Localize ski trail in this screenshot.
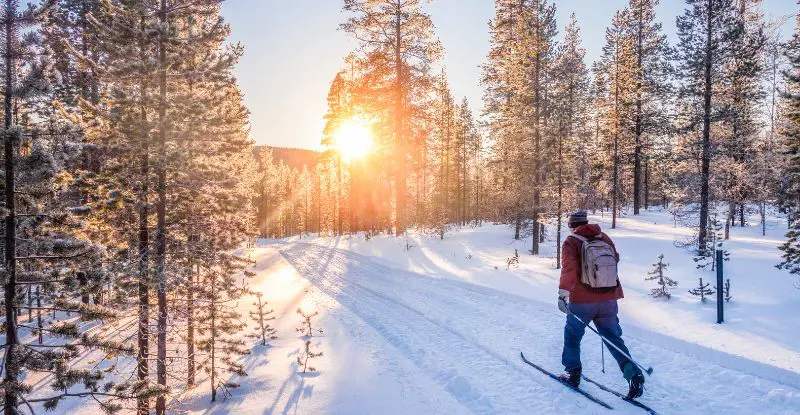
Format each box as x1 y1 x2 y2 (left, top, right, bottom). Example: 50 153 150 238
280 244 613 414
279 242 800 415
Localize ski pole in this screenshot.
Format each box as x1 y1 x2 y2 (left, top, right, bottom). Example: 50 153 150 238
566 305 654 376
600 340 605 373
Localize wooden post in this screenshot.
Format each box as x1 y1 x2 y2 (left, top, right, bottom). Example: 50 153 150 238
716 249 724 324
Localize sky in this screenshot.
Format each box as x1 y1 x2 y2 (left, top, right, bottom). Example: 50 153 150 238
220 0 797 150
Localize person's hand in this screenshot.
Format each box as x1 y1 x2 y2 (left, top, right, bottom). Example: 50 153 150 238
558 289 570 314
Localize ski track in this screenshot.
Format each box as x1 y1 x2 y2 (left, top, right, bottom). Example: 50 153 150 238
281 244 611 414
279 242 800 415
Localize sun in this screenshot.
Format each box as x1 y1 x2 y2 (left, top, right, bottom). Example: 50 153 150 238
334 117 373 160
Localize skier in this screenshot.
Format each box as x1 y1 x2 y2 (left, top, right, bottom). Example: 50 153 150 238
557 210 645 399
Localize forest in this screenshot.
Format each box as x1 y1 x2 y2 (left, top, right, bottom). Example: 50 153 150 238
258 0 799 272
0 0 799 414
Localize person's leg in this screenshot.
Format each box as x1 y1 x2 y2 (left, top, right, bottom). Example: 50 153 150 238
592 300 642 381
562 303 591 372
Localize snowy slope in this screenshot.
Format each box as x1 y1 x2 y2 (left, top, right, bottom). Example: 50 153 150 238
173 248 472 415
271 241 798 414
297 208 800 380
51 208 800 414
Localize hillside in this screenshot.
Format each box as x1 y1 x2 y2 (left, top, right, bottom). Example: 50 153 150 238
254 145 321 171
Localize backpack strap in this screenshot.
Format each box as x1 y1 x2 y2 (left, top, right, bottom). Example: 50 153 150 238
569 234 589 243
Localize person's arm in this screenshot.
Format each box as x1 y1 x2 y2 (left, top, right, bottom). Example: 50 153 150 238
559 237 578 291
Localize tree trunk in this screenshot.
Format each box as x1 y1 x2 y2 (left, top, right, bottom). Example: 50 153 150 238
393 5 406 236
644 156 650 210
136 70 151 415
36 285 42 345
187 266 196 386
633 4 644 215
725 203 734 240
443 99 451 240
155 1 169 412
739 203 745 227
210 274 217 402
698 0 714 254
337 152 342 236
3 0 19 415
3 2 19 411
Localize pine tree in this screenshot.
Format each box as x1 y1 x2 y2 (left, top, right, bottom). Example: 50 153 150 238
595 10 636 229
624 0 672 214
777 10 800 275
249 292 277 346
297 340 323 374
688 277 715 302
721 0 766 237
296 308 324 338
675 0 745 254
646 254 678 299
341 0 442 236
432 71 455 239
482 0 558 248
551 14 589 267
0 1 156 413
195 248 252 402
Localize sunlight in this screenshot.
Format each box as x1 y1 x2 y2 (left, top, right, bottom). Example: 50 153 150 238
334 117 373 160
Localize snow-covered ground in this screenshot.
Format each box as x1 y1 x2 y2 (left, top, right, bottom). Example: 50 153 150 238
55 208 800 414
295 208 800 381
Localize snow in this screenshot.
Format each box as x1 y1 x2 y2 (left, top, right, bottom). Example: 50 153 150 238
51 207 800 414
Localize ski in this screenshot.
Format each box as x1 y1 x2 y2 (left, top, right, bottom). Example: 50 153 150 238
581 375 658 415
519 352 613 410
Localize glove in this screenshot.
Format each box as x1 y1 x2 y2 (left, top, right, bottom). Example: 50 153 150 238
558 289 570 314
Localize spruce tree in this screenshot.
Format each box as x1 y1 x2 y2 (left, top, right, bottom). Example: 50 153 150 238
646 254 678 299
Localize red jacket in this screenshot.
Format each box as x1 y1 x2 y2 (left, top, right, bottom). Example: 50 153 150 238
559 224 624 303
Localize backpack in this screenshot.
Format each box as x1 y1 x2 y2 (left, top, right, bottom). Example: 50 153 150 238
570 234 618 289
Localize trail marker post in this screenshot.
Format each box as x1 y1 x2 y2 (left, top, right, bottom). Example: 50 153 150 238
716 249 724 324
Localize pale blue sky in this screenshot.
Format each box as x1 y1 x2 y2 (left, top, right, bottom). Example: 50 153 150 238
221 0 797 150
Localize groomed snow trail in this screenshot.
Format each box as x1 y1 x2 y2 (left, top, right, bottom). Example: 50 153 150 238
279 242 800 415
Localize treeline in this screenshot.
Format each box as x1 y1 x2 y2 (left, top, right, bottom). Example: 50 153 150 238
260 0 800 269
0 1 255 414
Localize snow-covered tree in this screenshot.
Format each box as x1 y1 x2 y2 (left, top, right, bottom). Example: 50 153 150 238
296 340 323 374
195 247 252 402
688 277 715 302
296 308 324 338
249 292 277 346
645 254 678 299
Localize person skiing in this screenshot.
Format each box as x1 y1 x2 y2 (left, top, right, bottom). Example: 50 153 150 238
557 210 645 399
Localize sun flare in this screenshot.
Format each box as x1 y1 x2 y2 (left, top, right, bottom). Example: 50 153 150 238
334 118 373 160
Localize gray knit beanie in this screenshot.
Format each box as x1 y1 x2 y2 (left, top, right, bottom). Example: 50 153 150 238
568 210 588 228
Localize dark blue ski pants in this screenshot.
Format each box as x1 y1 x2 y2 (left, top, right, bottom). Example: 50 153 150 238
562 300 641 380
